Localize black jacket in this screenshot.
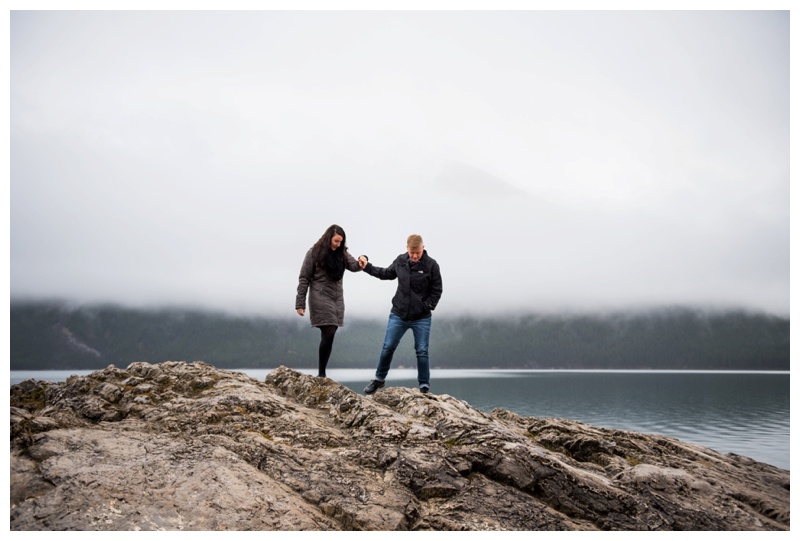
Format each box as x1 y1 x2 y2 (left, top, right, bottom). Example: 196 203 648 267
364 250 443 321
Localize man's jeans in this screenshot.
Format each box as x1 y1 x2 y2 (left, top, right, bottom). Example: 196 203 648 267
375 312 431 386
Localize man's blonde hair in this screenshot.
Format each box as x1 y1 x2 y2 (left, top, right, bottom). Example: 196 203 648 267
407 234 424 249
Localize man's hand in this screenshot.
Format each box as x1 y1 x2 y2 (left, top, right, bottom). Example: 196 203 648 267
297 309 305 316
358 256 368 269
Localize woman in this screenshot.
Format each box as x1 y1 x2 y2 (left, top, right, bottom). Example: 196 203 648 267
296 224 361 378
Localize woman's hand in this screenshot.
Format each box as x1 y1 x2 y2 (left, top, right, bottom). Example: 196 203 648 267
297 309 305 316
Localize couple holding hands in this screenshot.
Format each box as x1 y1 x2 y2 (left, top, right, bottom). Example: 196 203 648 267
295 224 443 395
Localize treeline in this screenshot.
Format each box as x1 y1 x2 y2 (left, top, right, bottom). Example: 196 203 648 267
9 301 790 371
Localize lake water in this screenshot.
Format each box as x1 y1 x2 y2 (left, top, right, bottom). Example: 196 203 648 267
9 369 790 471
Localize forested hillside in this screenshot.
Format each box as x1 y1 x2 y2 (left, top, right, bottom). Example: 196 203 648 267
9 301 789 371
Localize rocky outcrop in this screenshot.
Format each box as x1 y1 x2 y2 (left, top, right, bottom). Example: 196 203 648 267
10 361 789 531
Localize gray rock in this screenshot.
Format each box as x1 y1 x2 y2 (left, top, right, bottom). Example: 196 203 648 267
9 361 789 531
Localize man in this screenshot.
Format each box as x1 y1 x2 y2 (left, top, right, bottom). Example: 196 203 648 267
358 234 443 394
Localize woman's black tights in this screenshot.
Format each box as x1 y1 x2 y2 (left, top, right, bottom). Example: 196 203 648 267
318 325 338 377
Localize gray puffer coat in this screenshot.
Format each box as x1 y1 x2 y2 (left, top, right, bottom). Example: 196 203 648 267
295 248 361 327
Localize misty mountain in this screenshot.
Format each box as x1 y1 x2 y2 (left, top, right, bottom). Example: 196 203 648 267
9 301 789 371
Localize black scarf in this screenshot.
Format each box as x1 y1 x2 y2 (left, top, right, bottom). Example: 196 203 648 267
324 249 345 281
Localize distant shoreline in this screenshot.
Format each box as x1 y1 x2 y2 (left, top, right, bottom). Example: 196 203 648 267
9 367 790 387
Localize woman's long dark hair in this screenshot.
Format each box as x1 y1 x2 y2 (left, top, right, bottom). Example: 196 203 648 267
311 224 348 280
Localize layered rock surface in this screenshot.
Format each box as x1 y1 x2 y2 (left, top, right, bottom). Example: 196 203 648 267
10 361 790 531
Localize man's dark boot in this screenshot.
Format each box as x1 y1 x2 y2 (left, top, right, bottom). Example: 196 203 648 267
364 379 385 395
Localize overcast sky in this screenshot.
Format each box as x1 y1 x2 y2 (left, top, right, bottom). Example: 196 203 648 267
8 6 791 318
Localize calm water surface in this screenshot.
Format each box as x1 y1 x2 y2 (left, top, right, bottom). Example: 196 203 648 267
10 369 790 470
